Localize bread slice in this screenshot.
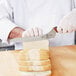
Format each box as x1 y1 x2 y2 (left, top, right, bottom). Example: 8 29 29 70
18 59 51 66
19 49 49 61
19 64 51 72
20 71 51 76
23 40 49 51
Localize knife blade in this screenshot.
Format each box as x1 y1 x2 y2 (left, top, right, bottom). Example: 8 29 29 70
10 28 56 43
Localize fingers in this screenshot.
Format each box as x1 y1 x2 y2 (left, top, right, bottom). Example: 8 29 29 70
32 27 39 36
57 13 75 33
33 27 43 36
57 26 63 33
22 31 30 37
57 25 74 33
22 27 43 37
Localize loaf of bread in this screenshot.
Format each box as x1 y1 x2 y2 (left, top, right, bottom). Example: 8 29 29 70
13 40 51 76
17 48 51 76
19 49 49 61
10 40 52 76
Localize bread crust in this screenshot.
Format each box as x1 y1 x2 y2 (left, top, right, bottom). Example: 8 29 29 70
20 71 51 76
19 64 51 72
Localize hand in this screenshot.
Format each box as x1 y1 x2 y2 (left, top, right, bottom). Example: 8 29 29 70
8 27 25 39
57 9 76 33
22 27 43 37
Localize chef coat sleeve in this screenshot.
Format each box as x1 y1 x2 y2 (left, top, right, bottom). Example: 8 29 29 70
0 0 17 43
74 0 76 8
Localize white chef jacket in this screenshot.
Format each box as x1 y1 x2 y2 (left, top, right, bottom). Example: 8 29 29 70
0 0 76 47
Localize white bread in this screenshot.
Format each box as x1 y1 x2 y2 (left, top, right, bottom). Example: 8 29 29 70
18 59 51 66
19 64 51 72
19 49 49 61
23 40 49 51
20 71 51 76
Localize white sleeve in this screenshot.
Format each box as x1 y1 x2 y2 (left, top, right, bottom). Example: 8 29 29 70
74 0 76 8
0 0 17 43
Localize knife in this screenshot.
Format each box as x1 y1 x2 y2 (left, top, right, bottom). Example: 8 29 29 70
10 27 57 43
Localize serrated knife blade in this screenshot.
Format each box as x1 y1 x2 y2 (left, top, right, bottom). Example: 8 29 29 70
10 28 56 43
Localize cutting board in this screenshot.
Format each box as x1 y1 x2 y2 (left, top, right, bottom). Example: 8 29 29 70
50 45 76 76
0 51 21 76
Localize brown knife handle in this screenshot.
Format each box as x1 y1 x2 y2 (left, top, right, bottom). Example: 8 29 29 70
54 27 58 32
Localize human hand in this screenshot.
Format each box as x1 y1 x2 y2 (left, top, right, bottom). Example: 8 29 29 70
8 27 25 39
22 27 43 37
57 10 76 33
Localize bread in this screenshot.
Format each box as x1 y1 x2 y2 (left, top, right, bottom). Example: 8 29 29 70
23 40 49 51
12 40 51 75
19 49 49 61
20 71 51 76
19 64 51 72
18 59 51 66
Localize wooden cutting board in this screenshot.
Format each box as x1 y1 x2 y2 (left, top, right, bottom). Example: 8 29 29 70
0 51 21 76
50 45 76 76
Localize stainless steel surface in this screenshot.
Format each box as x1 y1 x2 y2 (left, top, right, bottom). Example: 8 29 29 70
0 45 15 51
0 43 15 51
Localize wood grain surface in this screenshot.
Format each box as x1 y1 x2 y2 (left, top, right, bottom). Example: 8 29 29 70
50 45 76 76
0 51 21 76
